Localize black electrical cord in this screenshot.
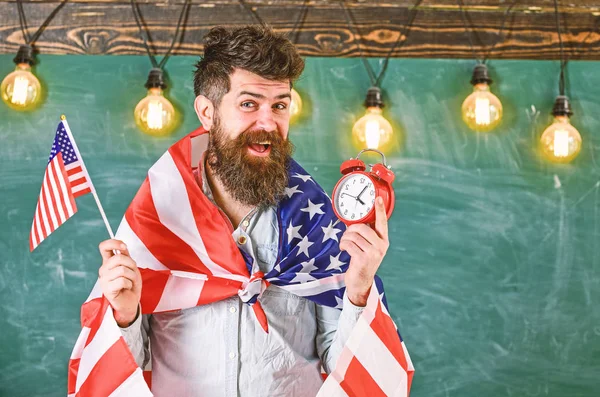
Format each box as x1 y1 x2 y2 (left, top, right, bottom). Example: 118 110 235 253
552 0 567 96
131 0 191 70
16 0 68 46
577 17 600 55
239 0 264 25
340 0 423 88
457 0 519 64
289 0 309 44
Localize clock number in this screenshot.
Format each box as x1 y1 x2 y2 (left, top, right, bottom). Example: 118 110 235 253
344 209 348 215
340 202 344 207
351 213 355 219
360 178 365 183
370 190 374 196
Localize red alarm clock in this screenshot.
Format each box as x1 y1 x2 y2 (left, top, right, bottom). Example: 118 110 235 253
332 149 395 226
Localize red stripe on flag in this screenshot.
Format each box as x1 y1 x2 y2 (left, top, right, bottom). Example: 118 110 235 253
339 357 387 397
39 176 53 238
168 134 248 275
125 179 215 276
370 301 410 373
138 268 170 314
29 226 34 252
69 176 88 187
66 164 83 175
49 159 69 222
75 338 139 397
143 370 152 389
56 155 79 213
68 358 80 395
197 276 242 305
44 162 61 229
81 297 109 346
73 187 92 198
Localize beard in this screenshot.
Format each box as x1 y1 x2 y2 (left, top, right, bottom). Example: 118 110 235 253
206 115 294 208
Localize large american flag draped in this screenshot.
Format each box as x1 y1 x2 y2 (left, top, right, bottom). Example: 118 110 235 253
30 120 92 251
67 128 413 396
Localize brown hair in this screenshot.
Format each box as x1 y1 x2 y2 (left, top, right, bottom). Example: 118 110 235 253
193 25 305 105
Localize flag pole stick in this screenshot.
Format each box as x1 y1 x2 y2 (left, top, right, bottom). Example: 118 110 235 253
60 115 115 239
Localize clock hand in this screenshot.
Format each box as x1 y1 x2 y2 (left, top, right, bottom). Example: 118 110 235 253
341 192 357 199
356 186 368 204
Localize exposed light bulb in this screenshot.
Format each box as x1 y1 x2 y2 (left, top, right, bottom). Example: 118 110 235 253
540 96 581 163
352 87 394 150
134 69 176 136
461 64 503 132
1 45 42 111
290 88 302 121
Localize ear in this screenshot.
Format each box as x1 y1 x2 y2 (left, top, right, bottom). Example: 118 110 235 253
194 95 215 130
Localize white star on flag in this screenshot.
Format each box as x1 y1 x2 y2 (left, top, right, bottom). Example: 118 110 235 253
334 295 344 309
296 236 313 258
321 220 343 243
290 258 319 283
290 272 317 283
326 252 346 272
300 199 325 220
292 173 313 183
284 185 303 198
286 221 303 243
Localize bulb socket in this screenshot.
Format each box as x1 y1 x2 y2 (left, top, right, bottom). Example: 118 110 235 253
364 87 384 108
470 63 493 86
13 44 35 66
552 95 573 117
145 68 167 89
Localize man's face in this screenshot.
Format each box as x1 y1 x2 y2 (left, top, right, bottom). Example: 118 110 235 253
206 69 295 208
214 68 292 145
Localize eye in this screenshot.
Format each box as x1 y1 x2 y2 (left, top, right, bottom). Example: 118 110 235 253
241 101 256 109
274 103 288 111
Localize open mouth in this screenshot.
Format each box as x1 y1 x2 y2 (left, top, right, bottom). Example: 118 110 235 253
247 141 272 157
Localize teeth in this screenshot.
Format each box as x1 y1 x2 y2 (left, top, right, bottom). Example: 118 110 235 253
256 141 271 145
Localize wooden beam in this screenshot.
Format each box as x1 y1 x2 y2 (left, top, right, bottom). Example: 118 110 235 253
1 0 599 60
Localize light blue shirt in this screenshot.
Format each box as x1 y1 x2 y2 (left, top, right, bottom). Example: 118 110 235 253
120 165 364 396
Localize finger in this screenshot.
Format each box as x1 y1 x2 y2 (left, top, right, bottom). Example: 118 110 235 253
341 241 365 261
104 265 138 284
107 277 133 293
341 231 370 252
102 254 138 273
99 239 129 261
374 196 389 239
347 224 380 245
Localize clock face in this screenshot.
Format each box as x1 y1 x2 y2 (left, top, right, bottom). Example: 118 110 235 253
334 173 376 221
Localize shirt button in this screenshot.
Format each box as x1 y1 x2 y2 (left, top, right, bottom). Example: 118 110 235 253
242 220 249 228
229 352 236 360
238 236 247 245
229 306 237 313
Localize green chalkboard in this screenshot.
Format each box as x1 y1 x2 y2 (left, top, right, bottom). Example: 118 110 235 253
1 54 600 397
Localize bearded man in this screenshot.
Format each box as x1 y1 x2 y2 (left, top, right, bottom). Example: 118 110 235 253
91 25 400 397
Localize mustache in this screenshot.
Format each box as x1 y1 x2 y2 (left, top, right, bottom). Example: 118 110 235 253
235 129 284 145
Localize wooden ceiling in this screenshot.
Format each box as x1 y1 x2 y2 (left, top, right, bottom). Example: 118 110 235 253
1 0 599 60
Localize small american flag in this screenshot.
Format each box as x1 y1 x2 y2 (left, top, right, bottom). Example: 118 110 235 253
30 120 92 251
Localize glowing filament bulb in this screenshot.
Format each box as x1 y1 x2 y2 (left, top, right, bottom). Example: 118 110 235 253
146 100 164 129
540 114 582 163
352 107 393 150
134 87 176 136
1 63 42 111
475 97 491 125
290 88 303 121
365 119 381 149
462 83 502 132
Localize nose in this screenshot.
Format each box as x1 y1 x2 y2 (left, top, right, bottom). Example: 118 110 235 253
255 107 277 133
